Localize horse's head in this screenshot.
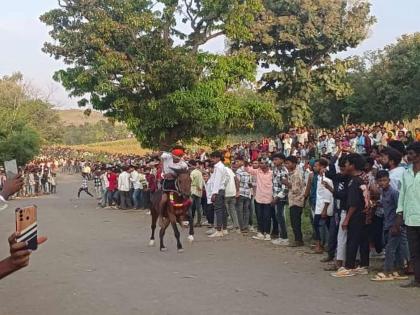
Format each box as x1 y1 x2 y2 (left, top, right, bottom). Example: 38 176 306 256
175 170 191 198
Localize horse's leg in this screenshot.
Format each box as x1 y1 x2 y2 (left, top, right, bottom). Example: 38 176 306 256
188 205 195 242
149 207 158 247
170 213 183 252
159 216 170 251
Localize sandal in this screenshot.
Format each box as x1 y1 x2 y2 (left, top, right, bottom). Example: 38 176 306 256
331 267 356 278
392 272 409 280
371 272 394 281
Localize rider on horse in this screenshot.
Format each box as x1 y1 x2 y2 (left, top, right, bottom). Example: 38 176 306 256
158 146 189 213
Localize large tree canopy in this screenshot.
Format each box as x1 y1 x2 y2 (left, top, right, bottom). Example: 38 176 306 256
237 0 375 127
41 0 279 149
313 32 420 127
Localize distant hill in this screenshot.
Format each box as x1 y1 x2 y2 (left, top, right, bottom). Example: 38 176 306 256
56 109 107 126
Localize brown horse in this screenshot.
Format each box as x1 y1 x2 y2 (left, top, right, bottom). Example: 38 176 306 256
149 170 192 252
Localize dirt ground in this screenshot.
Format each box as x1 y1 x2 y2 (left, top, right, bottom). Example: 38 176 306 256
0 174 419 315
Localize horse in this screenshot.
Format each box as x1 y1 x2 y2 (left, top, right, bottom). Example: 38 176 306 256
149 170 192 252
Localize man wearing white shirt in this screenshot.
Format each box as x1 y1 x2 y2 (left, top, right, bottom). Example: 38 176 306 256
118 166 132 209
313 159 334 254
129 165 142 209
100 168 110 208
208 151 228 238
225 166 240 232
380 147 404 191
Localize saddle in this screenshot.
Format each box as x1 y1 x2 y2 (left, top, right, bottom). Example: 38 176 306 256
168 192 192 217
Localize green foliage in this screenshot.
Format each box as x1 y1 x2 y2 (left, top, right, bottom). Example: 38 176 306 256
314 33 420 127
238 0 375 127
41 0 278 149
0 73 62 144
0 121 41 166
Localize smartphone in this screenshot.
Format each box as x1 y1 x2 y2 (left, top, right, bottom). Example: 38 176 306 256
4 159 18 179
15 205 38 250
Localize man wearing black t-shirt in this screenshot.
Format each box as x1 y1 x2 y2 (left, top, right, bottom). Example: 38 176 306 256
336 154 370 276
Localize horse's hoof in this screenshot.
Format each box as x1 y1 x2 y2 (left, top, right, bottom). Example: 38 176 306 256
148 240 155 247
178 248 184 253
187 235 194 242
160 247 168 252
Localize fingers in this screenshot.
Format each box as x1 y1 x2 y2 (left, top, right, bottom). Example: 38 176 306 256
10 241 28 253
37 236 48 245
8 233 17 245
12 249 31 258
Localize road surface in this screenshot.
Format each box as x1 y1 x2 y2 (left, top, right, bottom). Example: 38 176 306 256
0 174 419 315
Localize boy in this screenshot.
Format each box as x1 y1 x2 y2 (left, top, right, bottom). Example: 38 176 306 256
78 173 94 198
312 159 334 254
332 154 370 277
371 170 408 281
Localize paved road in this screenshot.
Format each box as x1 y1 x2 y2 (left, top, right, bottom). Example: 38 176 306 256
0 175 419 315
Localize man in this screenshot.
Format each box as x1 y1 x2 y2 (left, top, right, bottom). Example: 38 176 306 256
225 165 240 232
118 166 131 209
355 129 366 154
100 167 110 208
312 159 334 254
380 147 404 191
106 168 118 207
395 142 420 288
235 157 252 233
285 156 306 246
208 151 228 238
323 156 351 270
271 153 289 246
0 175 47 279
189 160 204 227
333 154 370 277
247 158 274 241
129 165 142 209
159 146 189 213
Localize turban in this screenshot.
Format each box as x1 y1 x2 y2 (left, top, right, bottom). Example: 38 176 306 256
171 148 184 157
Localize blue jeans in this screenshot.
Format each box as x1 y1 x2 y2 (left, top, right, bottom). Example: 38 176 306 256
255 202 272 235
276 200 288 239
384 228 409 272
101 188 108 207
132 189 142 209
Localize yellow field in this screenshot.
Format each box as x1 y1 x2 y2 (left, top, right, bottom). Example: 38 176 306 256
71 139 151 156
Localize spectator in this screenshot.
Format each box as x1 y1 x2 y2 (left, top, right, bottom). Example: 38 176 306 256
246 158 274 241
285 156 305 247
190 160 204 227
235 157 252 233
396 142 420 288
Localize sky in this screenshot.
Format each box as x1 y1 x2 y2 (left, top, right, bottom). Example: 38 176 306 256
0 0 419 109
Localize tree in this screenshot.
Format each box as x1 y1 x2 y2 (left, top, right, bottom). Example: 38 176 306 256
237 0 375 126
313 33 420 126
0 122 41 166
41 0 279 149
0 74 62 143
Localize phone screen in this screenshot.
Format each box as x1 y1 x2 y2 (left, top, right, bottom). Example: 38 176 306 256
4 159 18 179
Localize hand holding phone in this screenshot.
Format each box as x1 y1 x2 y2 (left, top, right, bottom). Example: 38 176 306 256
4 160 18 179
0 175 24 201
16 206 38 250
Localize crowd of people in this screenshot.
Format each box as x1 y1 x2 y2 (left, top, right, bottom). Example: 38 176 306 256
5 122 420 287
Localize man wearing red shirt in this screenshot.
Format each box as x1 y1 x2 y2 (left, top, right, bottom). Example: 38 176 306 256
106 168 118 207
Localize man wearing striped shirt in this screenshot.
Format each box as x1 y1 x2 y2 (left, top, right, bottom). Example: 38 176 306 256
235 157 252 232
271 153 289 246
